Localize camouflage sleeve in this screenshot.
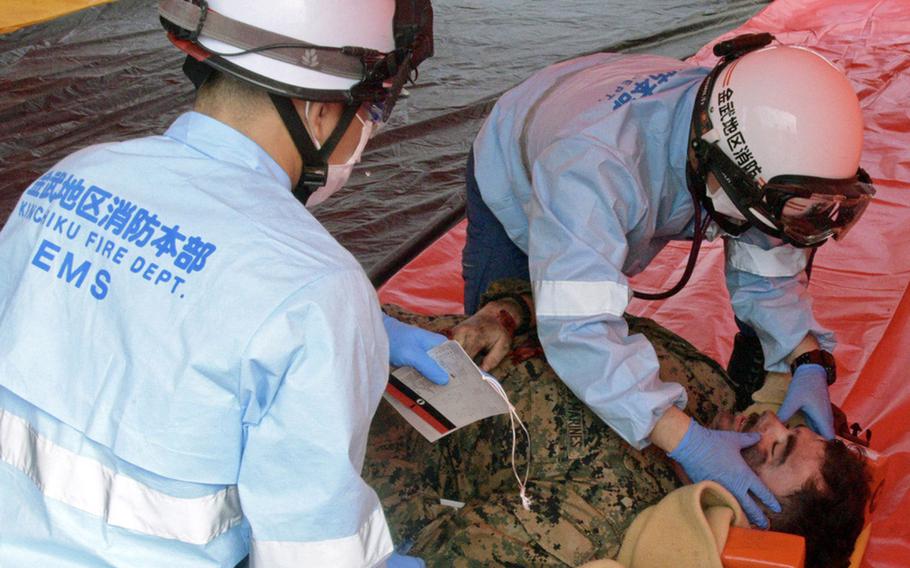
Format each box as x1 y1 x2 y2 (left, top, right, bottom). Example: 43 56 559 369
479 278 533 307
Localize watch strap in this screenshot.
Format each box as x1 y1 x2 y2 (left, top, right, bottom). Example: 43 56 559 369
790 349 836 386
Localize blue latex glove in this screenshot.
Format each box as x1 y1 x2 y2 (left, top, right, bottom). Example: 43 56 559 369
387 552 426 568
383 314 449 385
777 363 835 440
669 420 781 528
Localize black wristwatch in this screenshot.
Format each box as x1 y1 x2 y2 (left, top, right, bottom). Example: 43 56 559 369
790 349 837 386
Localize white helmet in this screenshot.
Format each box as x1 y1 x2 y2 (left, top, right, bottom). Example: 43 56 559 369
159 0 434 201
689 34 874 247
198 1 395 92
159 0 433 113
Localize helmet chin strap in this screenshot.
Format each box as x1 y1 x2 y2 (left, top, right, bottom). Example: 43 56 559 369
687 69 752 238
268 93 359 205
630 128 733 301
631 165 710 301
704 177 747 222
687 145 750 236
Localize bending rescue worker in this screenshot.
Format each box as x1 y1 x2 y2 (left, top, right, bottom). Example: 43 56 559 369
456 33 875 527
0 0 448 566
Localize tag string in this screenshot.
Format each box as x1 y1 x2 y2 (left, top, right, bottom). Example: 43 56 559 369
481 372 532 511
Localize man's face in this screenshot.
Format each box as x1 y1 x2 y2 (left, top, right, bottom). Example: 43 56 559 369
714 410 827 496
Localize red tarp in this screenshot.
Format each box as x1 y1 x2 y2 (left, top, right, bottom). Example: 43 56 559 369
379 1 910 565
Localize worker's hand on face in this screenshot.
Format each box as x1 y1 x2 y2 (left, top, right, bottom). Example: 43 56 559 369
386 551 426 567
669 420 781 529
450 300 514 371
777 364 835 440
383 314 449 385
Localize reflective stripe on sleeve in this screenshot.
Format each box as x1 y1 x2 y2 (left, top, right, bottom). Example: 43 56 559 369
725 239 810 277
0 409 241 545
533 279 630 317
249 503 393 568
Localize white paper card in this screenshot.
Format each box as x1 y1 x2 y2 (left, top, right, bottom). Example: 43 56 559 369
384 340 509 442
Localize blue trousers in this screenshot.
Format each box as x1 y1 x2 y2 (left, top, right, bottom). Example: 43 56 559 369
462 151 530 314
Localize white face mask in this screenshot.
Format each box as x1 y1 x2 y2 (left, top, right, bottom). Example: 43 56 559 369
706 173 748 221
304 104 374 208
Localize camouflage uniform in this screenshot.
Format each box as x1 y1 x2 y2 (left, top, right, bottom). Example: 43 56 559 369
366 281 735 567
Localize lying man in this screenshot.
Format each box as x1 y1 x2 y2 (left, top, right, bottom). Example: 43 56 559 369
365 281 870 568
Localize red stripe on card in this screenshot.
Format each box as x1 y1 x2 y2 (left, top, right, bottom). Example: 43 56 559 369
385 383 452 435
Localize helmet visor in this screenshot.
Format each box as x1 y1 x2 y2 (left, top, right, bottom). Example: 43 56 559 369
766 169 875 246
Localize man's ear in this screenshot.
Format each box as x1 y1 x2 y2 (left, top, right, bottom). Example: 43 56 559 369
293 100 342 147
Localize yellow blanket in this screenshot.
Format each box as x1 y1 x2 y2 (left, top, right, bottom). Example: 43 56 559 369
580 481 747 568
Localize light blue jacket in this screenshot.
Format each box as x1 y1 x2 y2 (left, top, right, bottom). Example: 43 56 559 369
473 53 834 449
0 112 393 566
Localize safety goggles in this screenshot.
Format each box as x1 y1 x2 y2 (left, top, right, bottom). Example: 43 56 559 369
699 140 874 246
357 101 387 136
159 0 433 121
765 171 875 246
344 102 387 144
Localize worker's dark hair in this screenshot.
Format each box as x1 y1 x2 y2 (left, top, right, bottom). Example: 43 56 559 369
769 439 871 568
195 69 269 115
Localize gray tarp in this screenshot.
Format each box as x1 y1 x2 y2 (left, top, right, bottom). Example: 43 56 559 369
0 0 767 284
